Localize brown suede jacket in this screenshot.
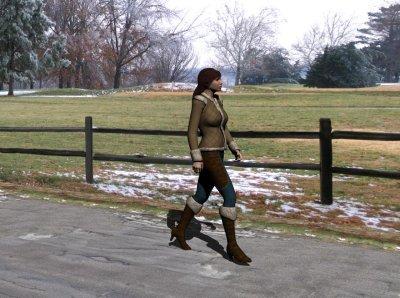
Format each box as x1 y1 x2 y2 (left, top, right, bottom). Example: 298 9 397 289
187 90 240 162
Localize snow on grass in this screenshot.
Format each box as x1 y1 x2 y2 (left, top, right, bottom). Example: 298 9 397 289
125 82 233 92
95 182 156 199
0 90 36 96
90 161 309 209
24 95 97 98
304 198 400 233
47 159 398 235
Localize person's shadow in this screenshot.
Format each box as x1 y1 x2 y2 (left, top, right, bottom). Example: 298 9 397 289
166 208 249 265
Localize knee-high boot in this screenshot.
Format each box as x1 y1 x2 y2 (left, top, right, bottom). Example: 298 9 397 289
219 206 252 263
170 196 203 250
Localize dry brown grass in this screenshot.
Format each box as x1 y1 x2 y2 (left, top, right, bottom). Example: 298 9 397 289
273 138 400 155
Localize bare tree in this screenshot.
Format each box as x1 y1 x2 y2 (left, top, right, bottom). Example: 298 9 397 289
292 25 326 68
44 0 98 88
208 0 278 85
324 12 355 46
149 36 198 83
97 0 190 89
292 11 356 68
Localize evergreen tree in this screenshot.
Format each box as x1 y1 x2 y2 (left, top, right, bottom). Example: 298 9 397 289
262 48 294 80
304 42 379 88
357 3 400 82
0 0 51 95
36 35 70 89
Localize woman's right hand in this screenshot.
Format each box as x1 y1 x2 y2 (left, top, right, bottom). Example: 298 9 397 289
192 161 203 173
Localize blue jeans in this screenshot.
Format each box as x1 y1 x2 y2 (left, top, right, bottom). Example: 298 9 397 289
192 150 236 207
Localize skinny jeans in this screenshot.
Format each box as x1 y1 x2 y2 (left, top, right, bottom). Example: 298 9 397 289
192 150 236 207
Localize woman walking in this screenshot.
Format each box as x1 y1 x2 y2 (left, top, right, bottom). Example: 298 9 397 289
170 68 252 264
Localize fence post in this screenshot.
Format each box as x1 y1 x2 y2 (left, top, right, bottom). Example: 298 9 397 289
319 118 333 204
85 116 94 184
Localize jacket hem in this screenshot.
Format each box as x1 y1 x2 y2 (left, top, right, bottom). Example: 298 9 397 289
199 146 227 151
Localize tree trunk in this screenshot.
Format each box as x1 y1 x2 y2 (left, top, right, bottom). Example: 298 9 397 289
235 64 241 85
8 53 14 96
0 82 3 90
113 65 122 89
8 76 14 96
66 74 72 88
75 62 81 88
30 79 34 89
59 69 64 88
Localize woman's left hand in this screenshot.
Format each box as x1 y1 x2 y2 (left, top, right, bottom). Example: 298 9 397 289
234 150 243 161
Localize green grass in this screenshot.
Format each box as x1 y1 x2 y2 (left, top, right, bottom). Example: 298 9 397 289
1 88 399 171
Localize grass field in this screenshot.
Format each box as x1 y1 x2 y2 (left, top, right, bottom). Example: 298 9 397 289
0 84 399 250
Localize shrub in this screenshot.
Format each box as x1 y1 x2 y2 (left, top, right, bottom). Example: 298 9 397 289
304 42 379 88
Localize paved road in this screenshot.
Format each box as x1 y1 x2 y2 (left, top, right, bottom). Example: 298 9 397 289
0 193 399 297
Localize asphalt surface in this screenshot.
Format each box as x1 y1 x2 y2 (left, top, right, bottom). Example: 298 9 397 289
0 193 399 297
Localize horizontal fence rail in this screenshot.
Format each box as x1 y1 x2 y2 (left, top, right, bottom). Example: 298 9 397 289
0 148 85 157
0 116 399 205
331 167 400 179
0 127 84 132
332 131 400 141
93 128 321 139
93 153 321 170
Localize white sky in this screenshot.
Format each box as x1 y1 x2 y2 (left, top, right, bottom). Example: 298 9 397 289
165 0 390 67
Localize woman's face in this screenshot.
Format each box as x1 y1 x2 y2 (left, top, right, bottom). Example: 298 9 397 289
209 77 222 92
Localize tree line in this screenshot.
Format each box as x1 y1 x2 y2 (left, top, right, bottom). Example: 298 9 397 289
0 0 399 95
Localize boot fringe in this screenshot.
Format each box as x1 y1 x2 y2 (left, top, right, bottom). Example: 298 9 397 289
186 196 203 214
219 206 237 220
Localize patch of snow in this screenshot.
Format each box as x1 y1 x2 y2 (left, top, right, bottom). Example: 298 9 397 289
19 233 54 240
25 95 97 98
194 216 222 225
198 264 232 279
280 202 301 213
263 228 282 234
304 198 400 233
90 163 308 206
19 194 31 198
0 90 36 96
95 183 155 199
236 202 253 213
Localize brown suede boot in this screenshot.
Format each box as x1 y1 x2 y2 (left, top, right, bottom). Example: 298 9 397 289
220 206 252 264
170 196 203 250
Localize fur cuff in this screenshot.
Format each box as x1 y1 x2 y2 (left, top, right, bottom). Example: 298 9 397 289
219 206 237 220
186 196 203 214
190 149 203 162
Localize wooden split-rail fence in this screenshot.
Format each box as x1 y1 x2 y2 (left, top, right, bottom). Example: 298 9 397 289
0 117 399 205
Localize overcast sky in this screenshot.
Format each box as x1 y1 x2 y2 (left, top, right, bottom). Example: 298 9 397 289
165 0 391 67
